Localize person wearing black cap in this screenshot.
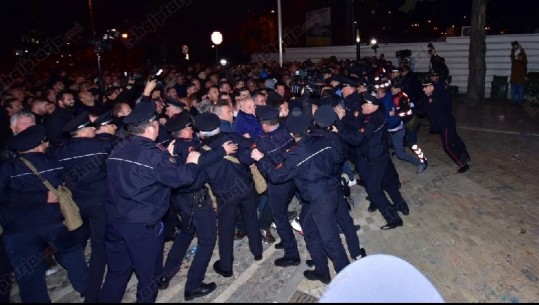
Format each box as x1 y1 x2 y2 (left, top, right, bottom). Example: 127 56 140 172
422 79 470 173
164 98 186 119
99 80 202 303
48 111 115 303
159 112 237 300
252 109 351 284
338 92 409 230
0 125 89 302
93 111 119 142
399 66 423 105
312 106 366 261
341 78 363 120
254 105 300 267
194 112 263 279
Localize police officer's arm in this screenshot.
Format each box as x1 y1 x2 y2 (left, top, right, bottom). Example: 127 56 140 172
336 119 367 146
0 165 52 209
198 141 237 168
235 135 256 166
153 150 200 189
253 148 300 184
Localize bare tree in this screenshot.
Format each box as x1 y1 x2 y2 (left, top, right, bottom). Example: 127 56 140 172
466 0 487 102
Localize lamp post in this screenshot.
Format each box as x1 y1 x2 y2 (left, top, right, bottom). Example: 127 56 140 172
355 28 361 61
370 38 378 59
211 31 223 65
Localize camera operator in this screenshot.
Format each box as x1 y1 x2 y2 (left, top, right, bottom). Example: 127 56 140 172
510 41 527 105
428 43 450 84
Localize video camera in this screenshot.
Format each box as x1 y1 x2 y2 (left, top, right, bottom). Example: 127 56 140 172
289 69 323 98
149 69 165 87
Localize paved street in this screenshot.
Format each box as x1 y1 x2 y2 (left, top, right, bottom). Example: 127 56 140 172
7 99 539 303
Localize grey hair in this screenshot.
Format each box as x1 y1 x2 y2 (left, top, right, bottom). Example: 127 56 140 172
9 111 35 128
199 127 220 138
196 99 213 114
127 120 153 135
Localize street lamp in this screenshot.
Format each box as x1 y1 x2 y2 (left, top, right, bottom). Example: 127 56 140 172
355 28 361 61
211 31 223 65
370 38 379 58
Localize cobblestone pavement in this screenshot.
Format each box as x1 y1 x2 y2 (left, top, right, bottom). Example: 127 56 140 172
7 101 539 303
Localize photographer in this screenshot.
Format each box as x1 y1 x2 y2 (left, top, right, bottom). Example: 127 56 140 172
510 41 527 105
428 43 450 84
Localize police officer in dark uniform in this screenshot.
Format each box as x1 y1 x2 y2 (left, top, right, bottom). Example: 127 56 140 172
252 109 350 284
313 105 366 261
99 86 202 303
0 232 11 303
194 113 263 278
159 112 237 300
422 79 470 173
338 92 409 230
0 125 89 303
93 111 120 143
49 111 114 303
254 105 300 267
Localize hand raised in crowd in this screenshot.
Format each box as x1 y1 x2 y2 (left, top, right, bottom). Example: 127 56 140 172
143 79 157 96
243 133 251 138
167 140 176 156
186 151 201 164
251 148 264 161
222 141 238 155
47 191 58 203
334 105 346 120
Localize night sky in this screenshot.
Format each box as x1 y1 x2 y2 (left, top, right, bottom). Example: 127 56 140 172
0 0 537 69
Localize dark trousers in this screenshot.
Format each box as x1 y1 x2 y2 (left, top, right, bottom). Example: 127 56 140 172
301 189 350 278
268 181 299 259
335 192 362 259
216 188 262 272
367 155 404 224
99 221 164 303
162 192 216 293
440 122 469 167
3 224 88 303
0 236 13 303
74 201 107 303
257 193 273 229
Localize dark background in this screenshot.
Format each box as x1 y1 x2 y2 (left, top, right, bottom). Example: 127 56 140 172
0 0 537 72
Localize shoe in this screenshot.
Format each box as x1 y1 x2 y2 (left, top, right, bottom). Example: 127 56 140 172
158 276 170 290
260 228 276 243
184 282 217 301
348 179 357 187
254 254 262 261
291 218 303 235
45 268 59 276
234 229 247 240
274 257 301 267
367 203 377 212
354 224 361 231
275 242 284 249
399 208 410 216
303 270 331 284
458 164 469 173
213 260 233 277
288 210 298 221
381 219 404 230
355 248 367 260
416 162 427 174
271 222 277 229
306 259 314 267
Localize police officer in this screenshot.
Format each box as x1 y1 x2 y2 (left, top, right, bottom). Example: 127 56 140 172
93 111 119 143
159 112 237 300
194 113 263 278
338 92 409 230
0 234 11 303
49 111 114 303
254 105 300 267
252 109 350 284
422 79 470 173
0 125 88 302
99 82 202 303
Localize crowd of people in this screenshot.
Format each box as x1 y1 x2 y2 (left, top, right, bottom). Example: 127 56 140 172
0 55 470 302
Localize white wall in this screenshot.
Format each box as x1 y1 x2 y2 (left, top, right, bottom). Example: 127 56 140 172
251 33 539 98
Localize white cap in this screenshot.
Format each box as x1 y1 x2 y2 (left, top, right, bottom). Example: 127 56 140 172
320 254 444 303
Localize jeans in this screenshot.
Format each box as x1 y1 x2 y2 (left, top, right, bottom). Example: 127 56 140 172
511 84 524 105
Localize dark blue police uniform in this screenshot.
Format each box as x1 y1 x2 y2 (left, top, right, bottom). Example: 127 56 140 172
338 93 408 229
44 106 73 147
99 101 200 303
159 113 221 300
195 113 263 277
48 111 115 303
0 125 88 303
257 111 350 283
255 106 300 266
